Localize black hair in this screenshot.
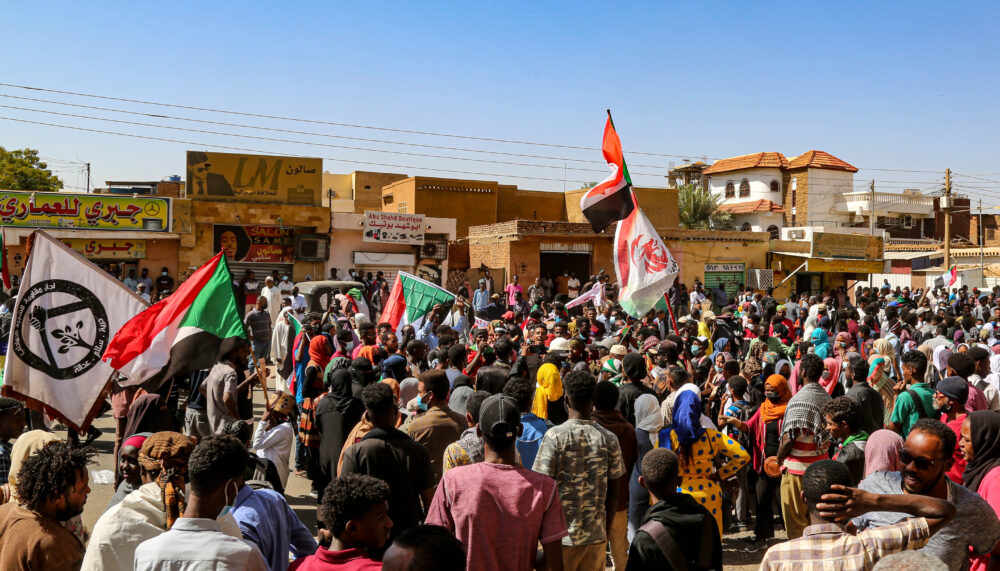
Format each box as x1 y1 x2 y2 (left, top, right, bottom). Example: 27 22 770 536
187 436 246 496
0 397 23 414
802 460 853 509
668 365 689 386
848 355 868 384
321 474 391 539
594 381 620 411
641 448 680 492
437 333 455 347
419 369 450 400
15 441 95 511
493 337 514 361
821 396 861 432
947 351 975 379
466 391 491 424
911 418 957 460
222 419 253 446
502 377 535 413
899 350 929 379
390 524 466 571
406 340 426 355
727 376 747 397
970 346 991 364
361 383 396 417
358 321 375 334
563 370 596 407
447 344 467 368
336 328 354 345
800 353 824 384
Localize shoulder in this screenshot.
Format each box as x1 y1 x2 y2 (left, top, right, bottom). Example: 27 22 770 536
858 471 901 493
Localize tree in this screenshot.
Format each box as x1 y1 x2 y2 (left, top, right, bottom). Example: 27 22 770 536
578 181 599 190
678 183 733 230
0 147 63 192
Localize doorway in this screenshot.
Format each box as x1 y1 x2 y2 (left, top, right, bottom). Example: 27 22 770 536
540 252 592 283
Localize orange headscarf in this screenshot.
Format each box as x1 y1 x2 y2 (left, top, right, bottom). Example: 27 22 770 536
308 335 332 370
357 345 378 365
760 374 791 425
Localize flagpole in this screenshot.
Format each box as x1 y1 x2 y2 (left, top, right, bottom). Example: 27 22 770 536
663 291 680 334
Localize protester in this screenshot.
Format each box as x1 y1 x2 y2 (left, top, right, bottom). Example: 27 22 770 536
822 396 868 485
381 524 467 571
533 370 626 571
592 381 638 570
426 394 567 571
887 350 935 436
253 391 296 491
316 366 364 493
503 375 551 469
407 369 468 483
441 391 491 471
934 376 970 485
107 432 148 509
960 410 1000 570
0 397 26 484
864 429 905 477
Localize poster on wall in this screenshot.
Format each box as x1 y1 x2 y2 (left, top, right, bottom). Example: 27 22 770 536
213 224 294 264
186 151 321 205
363 211 425 245
416 263 442 285
0 191 169 231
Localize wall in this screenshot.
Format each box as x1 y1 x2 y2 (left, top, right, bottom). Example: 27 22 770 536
706 167 784 205
803 168 854 226
496 187 565 222
352 171 409 214
563 186 679 229
323 172 353 212
386 177 499 238
782 170 807 225
732 212 783 234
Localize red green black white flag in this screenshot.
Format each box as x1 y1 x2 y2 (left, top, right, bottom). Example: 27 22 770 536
579 112 635 233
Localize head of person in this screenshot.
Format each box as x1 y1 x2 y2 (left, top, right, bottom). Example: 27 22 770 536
447 344 467 370
899 418 956 495
255 295 268 311
361 382 398 428
160 266 169 277
137 431 196 527
417 369 449 411
802 460 854 523
501 376 535 414
462 391 491 428
118 433 148 487
477 394 522 455
141 267 149 277
0 397 26 440
933 376 968 415
15 440 94 520
946 351 975 380
406 339 427 362
821 396 861 441
622 352 647 384
563 370 596 414
187 435 248 514
593 380 619 412
638 448 681 501
359 321 377 345
320 474 392 550
382 524 466 571
222 419 254 448
727 376 748 402
800 353 825 384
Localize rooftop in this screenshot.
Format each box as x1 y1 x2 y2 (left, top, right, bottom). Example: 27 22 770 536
786 150 858 173
703 152 787 175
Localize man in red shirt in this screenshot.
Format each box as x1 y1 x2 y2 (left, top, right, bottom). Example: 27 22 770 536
289 474 392 570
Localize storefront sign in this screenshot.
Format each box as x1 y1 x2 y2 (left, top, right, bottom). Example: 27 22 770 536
186 151 321 205
0 191 169 231
363 211 425 245
703 263 745 298
812 232 882 260
60 239 146 259
807 258 883 273
213 224 294 264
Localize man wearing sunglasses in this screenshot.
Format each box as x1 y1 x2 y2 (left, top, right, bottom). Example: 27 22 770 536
852 418 1000 570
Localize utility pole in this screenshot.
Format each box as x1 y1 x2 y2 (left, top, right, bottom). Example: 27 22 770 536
869 179 876 235
980 197 985 286
944 168 951 272
85 163 91 194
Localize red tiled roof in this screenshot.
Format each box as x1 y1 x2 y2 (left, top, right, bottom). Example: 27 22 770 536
703 152 787 175
786 150 858 172
717 199 785 214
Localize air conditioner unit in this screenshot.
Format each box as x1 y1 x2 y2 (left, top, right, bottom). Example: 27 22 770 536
788 230 806 239
294 235 330 261
420 240 448 260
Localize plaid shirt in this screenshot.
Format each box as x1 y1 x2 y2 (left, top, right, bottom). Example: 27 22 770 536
0 438 11 484
760 518 929 571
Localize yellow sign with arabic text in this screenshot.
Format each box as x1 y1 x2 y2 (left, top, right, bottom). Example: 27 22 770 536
60 239 146 259
0 191 169 231
186 151 321 205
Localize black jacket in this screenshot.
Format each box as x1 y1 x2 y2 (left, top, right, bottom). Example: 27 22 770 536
625 494 722 571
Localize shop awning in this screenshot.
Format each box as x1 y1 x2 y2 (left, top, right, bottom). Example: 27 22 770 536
4 228 180 242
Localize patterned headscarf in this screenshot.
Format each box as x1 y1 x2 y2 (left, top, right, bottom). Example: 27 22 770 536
602 358 623 385
138 431 194 529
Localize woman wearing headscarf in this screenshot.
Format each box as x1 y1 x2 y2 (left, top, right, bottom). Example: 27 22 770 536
867 356 897 426
627 394 663 541
960 410 1000 570
918 343 939 384
299 335 332 486
821 357 845 397
531 354 564 422
601 358 623 386
123 393 175 440
872 337 901 381
863 429 904 477
834 331 856 358
315 367 364 496
108 432 151 509
659 390 749 537
381 354 408 383
811 328 833 360
724 373 790 544
448 374 475 415
933 346 953 382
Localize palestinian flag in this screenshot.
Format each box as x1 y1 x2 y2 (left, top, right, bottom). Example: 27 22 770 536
103 252 247 387
379 271 455 334
935 264 958 289
0 229 10 289
579 112 635 233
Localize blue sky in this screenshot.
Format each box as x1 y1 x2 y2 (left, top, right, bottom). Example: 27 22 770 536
2 2 999 199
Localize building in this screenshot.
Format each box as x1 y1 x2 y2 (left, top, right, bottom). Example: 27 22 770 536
703 150 858 235
666 161 710 188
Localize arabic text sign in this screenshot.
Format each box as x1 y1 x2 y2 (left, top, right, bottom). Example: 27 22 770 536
0 191 169 231
812 232 882 260
186 151 321 205
60 239 146 259
363 211 425 245
213 224 294 264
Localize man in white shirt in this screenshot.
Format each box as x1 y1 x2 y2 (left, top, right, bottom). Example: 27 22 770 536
567 273 581 298
689 283 707 309
260 277 282 325
136 282 151 303
290 286 307 316
252 393 295 490
278 275 294 296
134 436 268 571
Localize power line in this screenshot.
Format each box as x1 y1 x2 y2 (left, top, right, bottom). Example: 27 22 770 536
0 81 710 160
0 115 612 185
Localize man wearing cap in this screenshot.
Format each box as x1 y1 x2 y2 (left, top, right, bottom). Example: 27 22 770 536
278 275 294 296
252 392 296 490
426 394 568 571
617 353 656 427
935 377 970 485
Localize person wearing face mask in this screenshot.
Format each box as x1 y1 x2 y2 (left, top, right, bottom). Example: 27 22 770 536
407 370 468 485
153 266 173 298
933 376 969 485
134 436 268 571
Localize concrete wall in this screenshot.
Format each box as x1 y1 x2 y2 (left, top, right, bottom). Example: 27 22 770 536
382 177 499 238
563 187 679 229
804 168 854 226
497 187 565 222
707 167 784 204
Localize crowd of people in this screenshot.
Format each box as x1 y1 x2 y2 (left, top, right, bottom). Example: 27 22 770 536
7 267 1000 569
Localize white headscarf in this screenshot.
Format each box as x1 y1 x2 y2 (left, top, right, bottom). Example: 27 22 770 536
986 354 1000 393
634 394 663 446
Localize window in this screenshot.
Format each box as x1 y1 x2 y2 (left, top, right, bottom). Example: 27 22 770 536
725 181 735 198
739 179 750 198
767 225 780 239
397 201 408 213
740 222 752 232
770 180 780 193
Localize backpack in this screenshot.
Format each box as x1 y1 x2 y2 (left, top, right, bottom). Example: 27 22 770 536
639 515 716 570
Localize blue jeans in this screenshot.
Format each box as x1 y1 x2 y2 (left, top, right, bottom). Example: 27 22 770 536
249 339 270 368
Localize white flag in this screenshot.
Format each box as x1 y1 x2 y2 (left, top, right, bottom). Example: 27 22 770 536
566 282 605 310
1 231 146 431
614 206 679 318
